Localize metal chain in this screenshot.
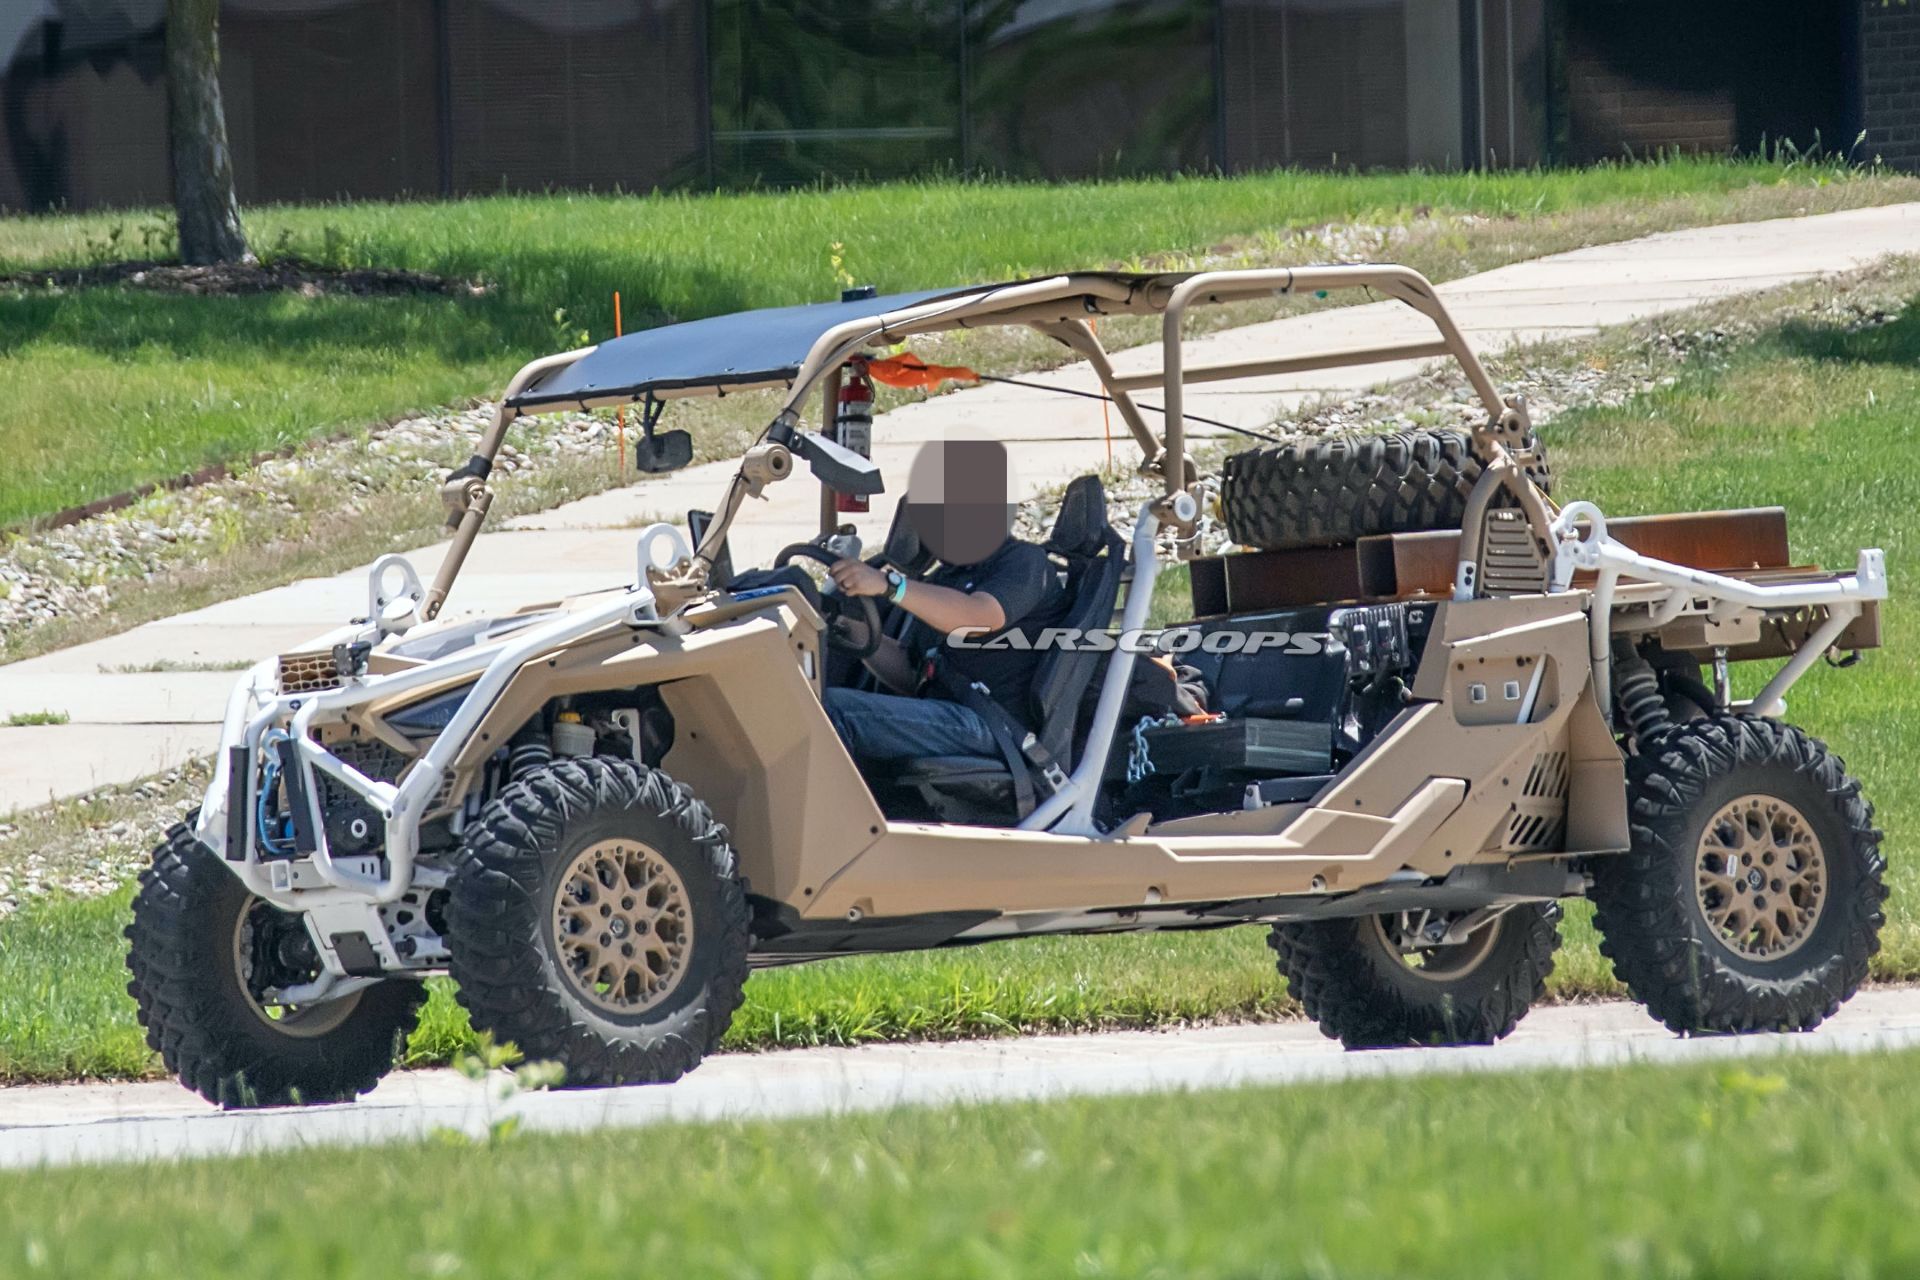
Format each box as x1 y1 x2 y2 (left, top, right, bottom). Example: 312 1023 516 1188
1125 713 1181 784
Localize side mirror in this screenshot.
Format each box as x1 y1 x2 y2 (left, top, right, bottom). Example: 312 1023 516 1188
635 427 694 473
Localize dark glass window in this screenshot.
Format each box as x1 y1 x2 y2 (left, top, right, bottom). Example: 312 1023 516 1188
1561 0 1849 166
1222 0 1413 172
223 0 440 203
708 0 964 186
966 0 1216 179
446 0 705 196
0 4 168 212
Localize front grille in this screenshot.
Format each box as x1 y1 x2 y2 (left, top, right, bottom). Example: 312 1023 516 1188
325 737 457 814
277 649 341 695
328 738 408 785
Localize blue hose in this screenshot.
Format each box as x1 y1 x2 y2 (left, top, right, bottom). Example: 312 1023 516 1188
255 730 299 857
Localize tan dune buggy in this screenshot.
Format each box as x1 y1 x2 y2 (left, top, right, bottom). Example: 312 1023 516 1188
126 266 1890 1107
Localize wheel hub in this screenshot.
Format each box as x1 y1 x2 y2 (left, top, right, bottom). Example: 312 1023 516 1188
231 898 361 1038
1369 909 1503 980
551 838 692 1015
1694 793 1827 960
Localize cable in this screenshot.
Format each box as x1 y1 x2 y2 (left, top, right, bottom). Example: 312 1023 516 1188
975 375 1287 445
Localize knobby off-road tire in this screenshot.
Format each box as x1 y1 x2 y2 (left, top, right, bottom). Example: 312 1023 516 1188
446 756 751 1088
1590 715 1885 1035
125 820 426 1109
1219 428 1552 552
1270 904 1560 1049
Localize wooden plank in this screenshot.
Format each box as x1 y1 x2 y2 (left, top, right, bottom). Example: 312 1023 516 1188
1357 507 1793 598
1183 543 1366 616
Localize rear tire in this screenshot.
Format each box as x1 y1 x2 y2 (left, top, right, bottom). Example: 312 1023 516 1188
1590 715 1885 1035
125 821 425 1109
1270 904 1559 1048
447 757 751 1088
1220 428 1550 552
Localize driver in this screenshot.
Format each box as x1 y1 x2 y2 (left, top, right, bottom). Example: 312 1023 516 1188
823 439 1068 762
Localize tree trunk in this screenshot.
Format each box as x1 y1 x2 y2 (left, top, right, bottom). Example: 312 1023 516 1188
165 0 249 265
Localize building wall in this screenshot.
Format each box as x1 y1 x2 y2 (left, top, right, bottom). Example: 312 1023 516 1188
1863 1 1920 170
1 0 1557 214
1561 0 1854 165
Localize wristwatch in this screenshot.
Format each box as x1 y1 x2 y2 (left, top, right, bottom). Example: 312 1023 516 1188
883 567 909 603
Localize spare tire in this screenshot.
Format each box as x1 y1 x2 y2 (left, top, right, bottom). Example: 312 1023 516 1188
1219 428 1550 552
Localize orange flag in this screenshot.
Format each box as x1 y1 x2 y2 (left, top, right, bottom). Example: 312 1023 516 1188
866 352 980 391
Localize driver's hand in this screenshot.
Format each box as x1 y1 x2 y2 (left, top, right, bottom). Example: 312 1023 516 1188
829 558 888 597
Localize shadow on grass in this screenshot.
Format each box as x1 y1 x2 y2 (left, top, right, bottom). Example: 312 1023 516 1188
0 249 837 368
1773 306 1920 368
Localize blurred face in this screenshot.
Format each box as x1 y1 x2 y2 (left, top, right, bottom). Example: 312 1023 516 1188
902 439 1016 567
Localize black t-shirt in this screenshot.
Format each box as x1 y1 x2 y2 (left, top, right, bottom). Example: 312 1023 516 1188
924 538 1070 722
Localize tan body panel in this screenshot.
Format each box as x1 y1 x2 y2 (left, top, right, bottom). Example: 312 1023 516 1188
414 590 1628 924
442 600 880 907
810 597 1621 919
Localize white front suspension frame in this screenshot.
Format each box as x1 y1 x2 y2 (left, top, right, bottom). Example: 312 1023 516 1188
197 528 692 981
1548 500 1888 723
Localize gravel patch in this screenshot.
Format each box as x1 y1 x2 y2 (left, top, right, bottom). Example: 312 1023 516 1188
0 404 613 653
0 758 210 919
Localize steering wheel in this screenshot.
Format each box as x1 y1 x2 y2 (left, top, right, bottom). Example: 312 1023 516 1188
773 542 883 659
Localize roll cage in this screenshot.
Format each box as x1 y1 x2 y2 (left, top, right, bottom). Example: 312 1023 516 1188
425 265 1548 623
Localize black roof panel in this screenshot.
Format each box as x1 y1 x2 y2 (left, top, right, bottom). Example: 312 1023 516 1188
508 285 985 409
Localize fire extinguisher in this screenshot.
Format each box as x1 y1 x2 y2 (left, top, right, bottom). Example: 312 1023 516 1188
834 358 874 514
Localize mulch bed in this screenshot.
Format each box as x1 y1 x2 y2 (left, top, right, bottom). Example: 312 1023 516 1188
0 256 486 298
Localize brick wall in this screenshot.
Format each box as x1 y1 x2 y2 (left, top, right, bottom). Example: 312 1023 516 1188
1562 3 1737 164
1863 2 1920 169
1561 1 1852 165
1565 58 1736 163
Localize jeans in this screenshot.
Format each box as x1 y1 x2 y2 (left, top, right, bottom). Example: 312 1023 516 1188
824 687 999 761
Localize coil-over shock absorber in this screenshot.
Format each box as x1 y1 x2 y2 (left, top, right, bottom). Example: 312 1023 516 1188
1612 642 1674 746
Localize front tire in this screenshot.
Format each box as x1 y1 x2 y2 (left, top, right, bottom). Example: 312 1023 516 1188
447 757 751 1088
1270 904 1559 1049
125 821 425 1109
1590 715 1885 1034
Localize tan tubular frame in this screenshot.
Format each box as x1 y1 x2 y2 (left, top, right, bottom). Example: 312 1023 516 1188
1031 318 1160 462
690 274 1137 570
427 264 1520 615
423 346 594 622
1156 266 1504 503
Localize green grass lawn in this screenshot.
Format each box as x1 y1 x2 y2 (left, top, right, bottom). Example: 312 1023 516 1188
0 156 1908 529
7 1047 1918 1277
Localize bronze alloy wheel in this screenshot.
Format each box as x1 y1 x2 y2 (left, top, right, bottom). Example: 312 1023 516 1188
1272 903 1559 1048
1368 909 1504 980
231 898 361 1039
1591 715 1884 1037
551 837 694 1015
127 820 426 1108
1694 793 1827 961
449 758 752 1088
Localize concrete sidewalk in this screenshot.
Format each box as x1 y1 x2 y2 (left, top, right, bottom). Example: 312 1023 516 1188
4 202 1918 811
6 987 1920 1168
